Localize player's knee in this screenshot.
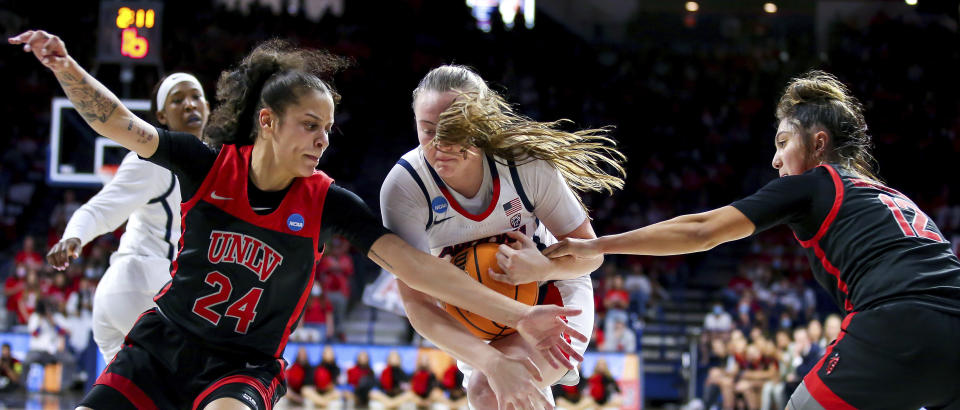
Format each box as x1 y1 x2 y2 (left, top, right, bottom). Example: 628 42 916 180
202 397 254 410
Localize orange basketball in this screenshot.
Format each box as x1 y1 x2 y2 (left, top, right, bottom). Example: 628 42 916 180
443 243 539 341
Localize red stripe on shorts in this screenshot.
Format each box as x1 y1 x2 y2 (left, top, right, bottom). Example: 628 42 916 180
192 374 271 410
802 312 858 410
97 373 158 410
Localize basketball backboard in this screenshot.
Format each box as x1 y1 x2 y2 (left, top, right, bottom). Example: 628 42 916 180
47 97 150 187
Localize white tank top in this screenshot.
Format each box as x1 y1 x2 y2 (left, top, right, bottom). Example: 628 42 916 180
381 147 586 258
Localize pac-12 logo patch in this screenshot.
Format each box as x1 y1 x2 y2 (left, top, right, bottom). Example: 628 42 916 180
432 196 448 214
510 213 522 228
287 213 305 231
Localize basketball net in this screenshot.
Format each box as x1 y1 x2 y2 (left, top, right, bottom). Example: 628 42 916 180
96 164 119 184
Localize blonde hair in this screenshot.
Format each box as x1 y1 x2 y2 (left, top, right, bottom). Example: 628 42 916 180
776 70 879 182
414 65 625 210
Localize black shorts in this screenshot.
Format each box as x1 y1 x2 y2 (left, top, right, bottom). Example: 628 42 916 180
78 308 287 410
794 301 960 409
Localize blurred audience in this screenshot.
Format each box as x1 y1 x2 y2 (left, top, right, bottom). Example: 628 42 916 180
0 343 22 392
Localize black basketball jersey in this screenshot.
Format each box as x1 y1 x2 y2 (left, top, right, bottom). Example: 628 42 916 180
154 144 333 358
734 164 960 314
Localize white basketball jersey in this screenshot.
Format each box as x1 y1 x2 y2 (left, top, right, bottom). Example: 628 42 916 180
394 148 559 258
382 147 597 390
63 151 181 260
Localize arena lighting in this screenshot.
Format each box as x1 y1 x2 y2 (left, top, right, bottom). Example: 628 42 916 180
764 2 778 13
905 0 918 5
467 0 535 32
685 1 699 12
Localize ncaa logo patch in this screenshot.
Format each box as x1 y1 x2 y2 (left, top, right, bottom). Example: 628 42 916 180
432 196 448 214
287 213 305 232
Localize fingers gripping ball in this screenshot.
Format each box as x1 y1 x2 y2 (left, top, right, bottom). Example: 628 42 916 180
443 243 539 341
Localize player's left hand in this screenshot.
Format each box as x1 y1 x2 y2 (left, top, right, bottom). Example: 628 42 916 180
515 304 588 370
489 231 552 285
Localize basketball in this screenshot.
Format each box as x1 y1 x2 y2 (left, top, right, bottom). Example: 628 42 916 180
443 243 540 341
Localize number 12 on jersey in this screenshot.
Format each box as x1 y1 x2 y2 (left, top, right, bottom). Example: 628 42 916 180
878 193 944 242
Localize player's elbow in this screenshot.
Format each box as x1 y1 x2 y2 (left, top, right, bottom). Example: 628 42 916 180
397 287 433 332
395 254 431 292
691 221 723 252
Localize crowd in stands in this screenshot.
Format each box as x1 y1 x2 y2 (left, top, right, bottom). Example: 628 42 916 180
0 0 957 406
280 346 625 410
699 313 841 410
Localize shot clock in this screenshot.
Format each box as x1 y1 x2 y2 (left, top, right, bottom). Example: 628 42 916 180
97 1 163 64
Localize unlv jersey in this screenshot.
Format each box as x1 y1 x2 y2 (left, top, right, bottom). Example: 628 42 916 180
794 164 960 313
154 144 333 358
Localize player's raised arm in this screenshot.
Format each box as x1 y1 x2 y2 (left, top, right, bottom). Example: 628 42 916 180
9 30 159 158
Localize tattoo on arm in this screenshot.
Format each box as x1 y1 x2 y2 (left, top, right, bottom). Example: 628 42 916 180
133 123 153 144
369 249 395 270
56 71 118 124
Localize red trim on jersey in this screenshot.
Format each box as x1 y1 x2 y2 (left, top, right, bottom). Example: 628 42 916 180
438 178 501 222
275 237 320 357
155 144 333 355
199 145 332 236
849 178 905 198
802 312 858 410
811 244 849 294
793 165 853 311
97 373 158 410
96 340 133 382
426 155 502 222
796 164 845 247
192 374 272 410
128 309 154 330
154 281 172 302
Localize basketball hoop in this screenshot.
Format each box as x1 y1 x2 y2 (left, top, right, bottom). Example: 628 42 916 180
96 164 119 184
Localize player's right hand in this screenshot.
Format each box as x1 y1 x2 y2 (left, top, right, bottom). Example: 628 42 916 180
484 354 551 410
47 238 81 271
542 237 603 260
515 304 587 370
8 30 72 71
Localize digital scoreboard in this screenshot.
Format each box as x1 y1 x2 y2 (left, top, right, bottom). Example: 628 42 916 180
97 1 163 64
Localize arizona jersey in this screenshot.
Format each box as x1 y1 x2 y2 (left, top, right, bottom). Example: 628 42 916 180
382 146 596 392
734 164 960 314
155 144 333 358
63 151 181 261
384 147 585 258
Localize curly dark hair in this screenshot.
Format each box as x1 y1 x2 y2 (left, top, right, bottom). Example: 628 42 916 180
205 39 351 147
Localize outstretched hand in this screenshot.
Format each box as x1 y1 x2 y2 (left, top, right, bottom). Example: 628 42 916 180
47 238 82 271
542 237 603 260
9 30 71 71
515 304 588 370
